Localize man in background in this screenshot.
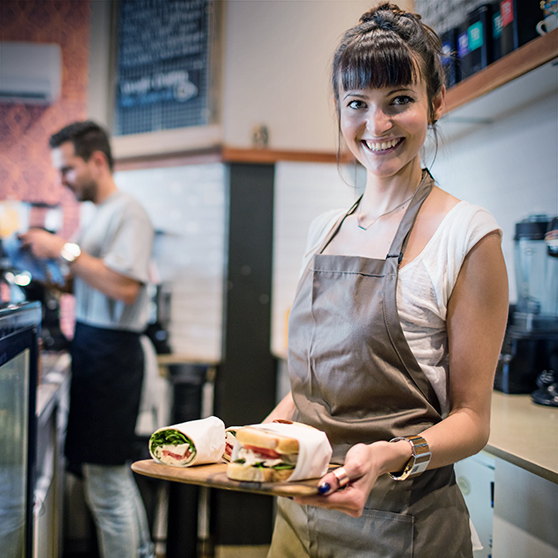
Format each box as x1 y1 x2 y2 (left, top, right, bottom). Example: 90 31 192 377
21 121 155 558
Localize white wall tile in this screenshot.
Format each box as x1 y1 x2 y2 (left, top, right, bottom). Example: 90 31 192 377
115 163 226 362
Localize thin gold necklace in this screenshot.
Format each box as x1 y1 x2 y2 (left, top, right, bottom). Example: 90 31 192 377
356 194 414 231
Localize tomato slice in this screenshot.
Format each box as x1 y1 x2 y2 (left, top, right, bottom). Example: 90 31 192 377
243 445 281 459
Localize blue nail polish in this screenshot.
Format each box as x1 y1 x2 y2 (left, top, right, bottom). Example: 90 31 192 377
318 482 331 494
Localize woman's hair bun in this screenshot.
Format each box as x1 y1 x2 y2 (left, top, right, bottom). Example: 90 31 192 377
359 3 421 26
359 9 375 24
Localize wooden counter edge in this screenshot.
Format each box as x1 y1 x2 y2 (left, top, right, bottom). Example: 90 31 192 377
484 443 558 485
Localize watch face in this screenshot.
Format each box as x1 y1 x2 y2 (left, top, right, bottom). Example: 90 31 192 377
61 243 81 262
388 435 431 481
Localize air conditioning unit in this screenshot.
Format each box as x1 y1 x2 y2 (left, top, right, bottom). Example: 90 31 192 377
0 41 62 105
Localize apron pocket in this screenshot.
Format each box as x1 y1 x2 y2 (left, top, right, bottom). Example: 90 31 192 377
311 506 414 558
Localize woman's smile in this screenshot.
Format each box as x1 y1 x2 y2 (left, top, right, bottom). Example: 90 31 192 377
361 137 404 153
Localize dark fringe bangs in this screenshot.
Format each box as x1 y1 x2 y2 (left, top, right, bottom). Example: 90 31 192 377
338 33 420 94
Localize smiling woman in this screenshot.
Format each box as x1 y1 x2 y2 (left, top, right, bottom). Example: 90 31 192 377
331 3 445 215
264 3 509 558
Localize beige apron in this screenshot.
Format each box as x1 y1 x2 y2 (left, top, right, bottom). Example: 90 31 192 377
268 170 472 558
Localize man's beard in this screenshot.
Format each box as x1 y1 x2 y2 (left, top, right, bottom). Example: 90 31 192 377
75 179 98 203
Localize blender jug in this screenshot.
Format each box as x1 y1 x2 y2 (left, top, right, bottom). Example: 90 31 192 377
514 214 558 325
496 215 558 395
545 216 558 318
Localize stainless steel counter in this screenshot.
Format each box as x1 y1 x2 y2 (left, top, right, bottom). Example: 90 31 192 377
35 351 71 558
37 352 71 417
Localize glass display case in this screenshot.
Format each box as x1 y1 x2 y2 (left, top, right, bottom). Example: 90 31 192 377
0 302 41 558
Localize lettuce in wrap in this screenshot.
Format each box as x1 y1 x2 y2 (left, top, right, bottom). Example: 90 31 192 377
149 416 226 467
149 429 196 466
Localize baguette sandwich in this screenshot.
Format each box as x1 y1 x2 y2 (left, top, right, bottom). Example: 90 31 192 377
227 426 299 482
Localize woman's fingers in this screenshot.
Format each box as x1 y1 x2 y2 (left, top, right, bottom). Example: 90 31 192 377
294 444 380 516
318 466 351 494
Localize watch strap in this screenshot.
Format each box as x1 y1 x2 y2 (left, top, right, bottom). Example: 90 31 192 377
388 435 431 481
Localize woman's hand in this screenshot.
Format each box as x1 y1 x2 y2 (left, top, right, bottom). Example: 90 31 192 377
293 440 411 517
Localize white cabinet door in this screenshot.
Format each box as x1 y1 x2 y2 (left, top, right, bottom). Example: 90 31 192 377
455 452 495 558
492 458 558 558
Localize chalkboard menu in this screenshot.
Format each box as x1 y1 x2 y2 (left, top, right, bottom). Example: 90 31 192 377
114 0 215 136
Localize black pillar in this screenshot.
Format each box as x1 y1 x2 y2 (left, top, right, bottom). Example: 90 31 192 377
213 162 277 545
165 366 206 558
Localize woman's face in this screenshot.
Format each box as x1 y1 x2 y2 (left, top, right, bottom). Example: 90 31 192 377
338 78 443 180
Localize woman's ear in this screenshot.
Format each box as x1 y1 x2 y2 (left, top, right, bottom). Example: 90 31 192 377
432 85 446 124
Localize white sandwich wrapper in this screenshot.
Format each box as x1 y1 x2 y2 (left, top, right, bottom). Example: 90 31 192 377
223 426 242 462
231 422 332 482
149 416 226 467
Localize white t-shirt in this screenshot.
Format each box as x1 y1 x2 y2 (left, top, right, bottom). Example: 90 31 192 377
301 201 502 417
74 191 154 332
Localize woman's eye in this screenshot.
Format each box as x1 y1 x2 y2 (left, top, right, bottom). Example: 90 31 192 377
392 95 414 106
348 100 366 110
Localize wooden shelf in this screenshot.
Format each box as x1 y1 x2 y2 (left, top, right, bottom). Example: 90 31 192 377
115 145 352 170
221 146 353 165
444 29 558 114
115 147 222 171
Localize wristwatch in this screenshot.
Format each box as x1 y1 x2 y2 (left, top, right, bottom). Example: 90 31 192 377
388 435 431 481
60 242 81 264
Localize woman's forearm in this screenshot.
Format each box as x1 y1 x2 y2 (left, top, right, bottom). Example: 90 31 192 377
420 405 491 469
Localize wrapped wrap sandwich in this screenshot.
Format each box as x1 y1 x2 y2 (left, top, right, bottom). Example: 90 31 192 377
149 416 226 467
227 422 332 482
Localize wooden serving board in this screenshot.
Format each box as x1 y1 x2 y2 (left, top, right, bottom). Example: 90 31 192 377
131 459 322 497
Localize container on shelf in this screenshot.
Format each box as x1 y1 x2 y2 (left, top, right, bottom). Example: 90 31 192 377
457 22 473 80
500 0 544 56
467 4 495 75
491 1 503 62
441 27 461 87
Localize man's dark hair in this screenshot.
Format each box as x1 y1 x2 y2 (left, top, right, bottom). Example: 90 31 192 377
49 120 114 172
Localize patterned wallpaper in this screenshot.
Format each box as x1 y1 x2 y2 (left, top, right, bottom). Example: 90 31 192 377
1 0 90 337
0 0 90 239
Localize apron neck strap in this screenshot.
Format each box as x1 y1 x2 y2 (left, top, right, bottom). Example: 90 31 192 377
387 168 434 261
318 169 434 258
317 196 361 254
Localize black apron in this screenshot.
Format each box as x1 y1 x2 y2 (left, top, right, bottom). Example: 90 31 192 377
268 170 472 558
64 322 144 468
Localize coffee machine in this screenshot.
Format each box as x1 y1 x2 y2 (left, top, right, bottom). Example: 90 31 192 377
0 201 69 351
495 215 558 405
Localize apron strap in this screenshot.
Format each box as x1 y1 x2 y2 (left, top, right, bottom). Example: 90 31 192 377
386 168 435 261
317 196 362 254
384 169 442 415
